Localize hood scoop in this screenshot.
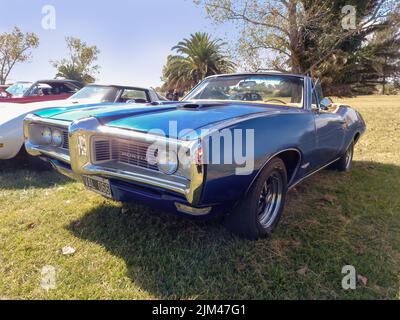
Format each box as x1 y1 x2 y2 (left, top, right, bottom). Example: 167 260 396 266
178 102 224 110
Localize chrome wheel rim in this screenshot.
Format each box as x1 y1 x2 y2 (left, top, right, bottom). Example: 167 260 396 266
345 146 353 169
257 172 283 228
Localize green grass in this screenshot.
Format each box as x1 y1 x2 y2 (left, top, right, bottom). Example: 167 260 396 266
0 95 399 299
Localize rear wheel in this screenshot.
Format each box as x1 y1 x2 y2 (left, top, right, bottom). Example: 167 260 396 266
333 142 354 172
224 157 288 240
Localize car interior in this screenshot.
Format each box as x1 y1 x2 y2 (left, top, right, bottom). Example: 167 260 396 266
187 76 305 108
117 89 150 103
28 82 81 96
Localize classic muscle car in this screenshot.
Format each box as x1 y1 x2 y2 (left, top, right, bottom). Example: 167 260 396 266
0 79 83 104
0 85 164 160
24 72 366 239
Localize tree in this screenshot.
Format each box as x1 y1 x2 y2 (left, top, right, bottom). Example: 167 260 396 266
301 1 400 95
195 0 400 95
369 12 400 94
0 27 39 85
52 37 100 84
162 32 236 93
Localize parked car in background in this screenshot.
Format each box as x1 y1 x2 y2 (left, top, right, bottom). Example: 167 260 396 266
1 81 32 99
0 79 83 104
24 72 366 239
0 84 164 160
0 84 12 98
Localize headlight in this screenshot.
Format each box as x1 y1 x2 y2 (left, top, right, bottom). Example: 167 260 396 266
51 129 63 146
40 127 52 145
157 150 178 175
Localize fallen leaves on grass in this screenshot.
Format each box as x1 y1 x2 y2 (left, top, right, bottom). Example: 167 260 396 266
357 274 368 286
26 222 36 229
121 208 130 215
320 194 338 205
297 266 309 275
60 246 76 256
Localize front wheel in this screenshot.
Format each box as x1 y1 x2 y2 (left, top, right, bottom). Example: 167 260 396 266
333 142 354 172
224 157 288 240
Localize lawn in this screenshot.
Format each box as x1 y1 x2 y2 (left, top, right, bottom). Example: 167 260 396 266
0 95 399 299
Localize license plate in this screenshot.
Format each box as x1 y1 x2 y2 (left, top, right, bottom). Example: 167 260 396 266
82 175 112 198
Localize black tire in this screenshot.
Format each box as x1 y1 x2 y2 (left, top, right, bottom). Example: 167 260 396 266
224 157 288 240
333 142 354 172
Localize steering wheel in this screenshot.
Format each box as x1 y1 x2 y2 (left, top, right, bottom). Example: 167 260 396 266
264 98 287 105
233 92 263 101
245 92 262 101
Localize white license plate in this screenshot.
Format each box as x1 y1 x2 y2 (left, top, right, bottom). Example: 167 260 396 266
82 176 112 198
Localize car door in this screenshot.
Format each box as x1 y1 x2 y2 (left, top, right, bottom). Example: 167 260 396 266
312 80 345 166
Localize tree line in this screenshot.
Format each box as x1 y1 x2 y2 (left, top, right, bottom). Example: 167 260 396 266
164 0 400 96
0 27 99 85
1 1 399 96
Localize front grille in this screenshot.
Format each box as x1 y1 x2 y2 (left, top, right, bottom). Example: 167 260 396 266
93 138 159 171
94 140 111 161
62 131 69 150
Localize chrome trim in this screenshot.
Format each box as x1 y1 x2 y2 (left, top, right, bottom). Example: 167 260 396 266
175 203 212 215
68 117 205 205
245 148 303 196
24 114 71 128
304 76 313 111
289 157 340 190
80 163 189 196
184 72 306 110
27 145 71 163
46 156 189 197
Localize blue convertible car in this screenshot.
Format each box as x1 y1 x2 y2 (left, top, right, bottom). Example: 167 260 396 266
24 72 366 239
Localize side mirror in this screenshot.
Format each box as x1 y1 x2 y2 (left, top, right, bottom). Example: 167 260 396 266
319 97 333 110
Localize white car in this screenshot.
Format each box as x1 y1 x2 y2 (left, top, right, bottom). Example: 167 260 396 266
0 84 166 160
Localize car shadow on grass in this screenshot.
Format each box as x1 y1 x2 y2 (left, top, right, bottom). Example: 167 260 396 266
0 156 69 189
67 161 400 299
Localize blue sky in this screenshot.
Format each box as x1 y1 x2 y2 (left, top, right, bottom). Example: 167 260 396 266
0 0 235 87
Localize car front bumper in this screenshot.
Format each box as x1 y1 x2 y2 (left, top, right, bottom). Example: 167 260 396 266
24 114 218 218
44 158 227 219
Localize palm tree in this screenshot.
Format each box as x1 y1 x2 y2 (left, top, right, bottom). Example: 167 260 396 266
162 32 236 93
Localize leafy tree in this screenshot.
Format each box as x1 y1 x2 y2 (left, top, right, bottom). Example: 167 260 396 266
52 37 100 84
0 27 39 85
162 32 236 93
195 0 400 95
302 1 400 95
369 12 400 94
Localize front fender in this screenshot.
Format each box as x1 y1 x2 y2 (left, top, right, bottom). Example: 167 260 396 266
0 114 26 159
199 112 314 205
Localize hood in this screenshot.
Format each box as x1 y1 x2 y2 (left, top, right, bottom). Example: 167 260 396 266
35 103 175 122
32 101 300 139
103 101 297 139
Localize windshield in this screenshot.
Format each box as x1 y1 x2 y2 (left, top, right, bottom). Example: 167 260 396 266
68 86 117 102
184 75 304 108
6 82 33 97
